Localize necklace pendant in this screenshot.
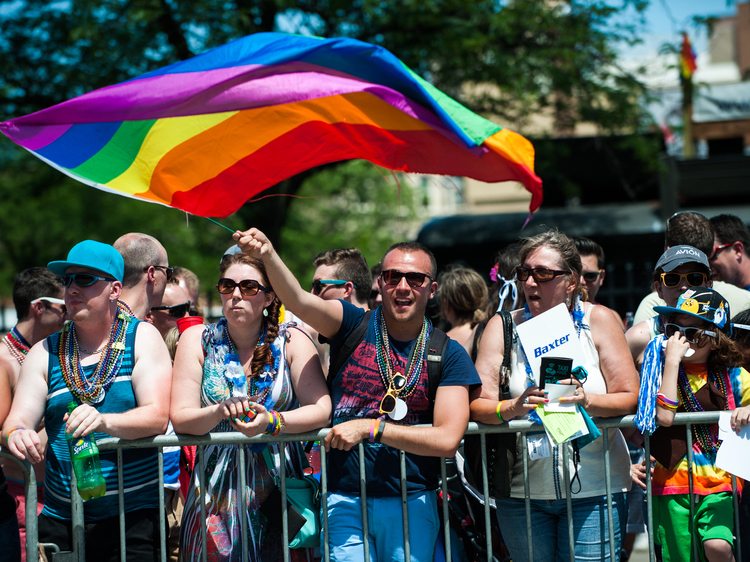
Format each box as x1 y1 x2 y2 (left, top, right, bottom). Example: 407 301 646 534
388 398 408 420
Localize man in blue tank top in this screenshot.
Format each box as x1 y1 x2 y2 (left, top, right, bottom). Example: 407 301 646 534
2 240 173 562
235 228 481 562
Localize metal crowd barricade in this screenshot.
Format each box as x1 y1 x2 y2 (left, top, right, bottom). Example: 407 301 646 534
0 411 744 562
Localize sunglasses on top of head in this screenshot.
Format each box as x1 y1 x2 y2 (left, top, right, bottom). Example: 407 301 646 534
61 273 116 287
515 267 569 283
381 269 433 288
150 301 191 318
311 279 357 295
659 271 707 288
216 278 270 296
663 323 716 343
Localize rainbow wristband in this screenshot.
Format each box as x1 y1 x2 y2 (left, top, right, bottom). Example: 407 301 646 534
657 392 679 407
369 420 377 443
496 401 506 423
657 394 678 412
265 412 275 434
5 427 25 443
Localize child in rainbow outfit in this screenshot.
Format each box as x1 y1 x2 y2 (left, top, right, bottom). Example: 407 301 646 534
635 287 750 562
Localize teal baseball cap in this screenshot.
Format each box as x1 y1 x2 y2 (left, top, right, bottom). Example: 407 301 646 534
48 240 125 282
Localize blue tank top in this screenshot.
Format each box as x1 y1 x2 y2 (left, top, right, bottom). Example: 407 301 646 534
42 318 159 521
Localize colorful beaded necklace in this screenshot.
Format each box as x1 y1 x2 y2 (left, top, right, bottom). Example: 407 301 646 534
677 364 729 457
59 302 131 404
3 327 30 364
225 322 272 403
374 307 430 400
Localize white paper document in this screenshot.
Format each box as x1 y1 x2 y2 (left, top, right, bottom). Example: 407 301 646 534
544 384 577 413
515 303 586 384
716 411 750 481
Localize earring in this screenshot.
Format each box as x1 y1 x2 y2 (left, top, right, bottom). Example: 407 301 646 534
565 295 571 307
263 308 268 317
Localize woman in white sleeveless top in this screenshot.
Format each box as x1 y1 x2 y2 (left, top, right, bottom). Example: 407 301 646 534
470 230 639 562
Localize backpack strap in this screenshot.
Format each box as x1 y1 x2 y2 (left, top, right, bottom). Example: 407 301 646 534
426 327 449 408
327 309 373 391
498 310 513 396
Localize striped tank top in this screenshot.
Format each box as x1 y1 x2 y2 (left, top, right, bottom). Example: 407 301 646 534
42 318 159 521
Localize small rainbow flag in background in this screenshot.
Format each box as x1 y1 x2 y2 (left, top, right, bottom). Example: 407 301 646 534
0 33 542 218
680 32 698 81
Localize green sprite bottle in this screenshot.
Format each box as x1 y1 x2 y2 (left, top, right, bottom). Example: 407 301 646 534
66 402 106 501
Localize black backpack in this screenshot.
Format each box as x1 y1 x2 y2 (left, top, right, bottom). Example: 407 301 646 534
326 310 449 414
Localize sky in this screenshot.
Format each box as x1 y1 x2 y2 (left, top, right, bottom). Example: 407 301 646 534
617 0 740 88
630 0 736 58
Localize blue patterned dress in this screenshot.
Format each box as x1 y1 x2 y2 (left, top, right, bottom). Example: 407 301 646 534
179 319 310 562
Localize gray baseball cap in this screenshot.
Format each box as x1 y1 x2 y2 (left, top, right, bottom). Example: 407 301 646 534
655 245 709 273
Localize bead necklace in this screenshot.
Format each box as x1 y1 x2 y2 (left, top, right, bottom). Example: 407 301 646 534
225 322 271 403
73 330 106 355
374 307 430 400
2 327 30 364
677 364 728 457
59 302 131 404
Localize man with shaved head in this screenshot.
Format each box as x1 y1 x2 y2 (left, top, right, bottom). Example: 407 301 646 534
113 233 172 320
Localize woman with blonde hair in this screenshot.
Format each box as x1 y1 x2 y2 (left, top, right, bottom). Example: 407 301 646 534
470 229 639 562
438 264 488 346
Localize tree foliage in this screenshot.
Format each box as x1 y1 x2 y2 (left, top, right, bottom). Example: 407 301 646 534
0 0 653 295
279 160 422 283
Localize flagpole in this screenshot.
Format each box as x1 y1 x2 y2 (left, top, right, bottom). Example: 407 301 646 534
680 32 697 159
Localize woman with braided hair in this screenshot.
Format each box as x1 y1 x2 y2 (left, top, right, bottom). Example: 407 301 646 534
171 253 331 562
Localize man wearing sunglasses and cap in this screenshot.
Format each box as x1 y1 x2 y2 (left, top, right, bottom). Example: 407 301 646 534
0 267 65 561
235 227 480 562
627 245 712 371
2 240 172 561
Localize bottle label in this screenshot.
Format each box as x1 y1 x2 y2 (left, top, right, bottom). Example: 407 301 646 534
71 439 93 458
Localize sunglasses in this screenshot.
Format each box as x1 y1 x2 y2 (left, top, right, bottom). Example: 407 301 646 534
660 271 707 288
143 265 174 281
61 273 116 287
151 301 191 318
515 267 569 283
311 279 356 295
216 278 269 296
31 297 67 314
381 269 433 288
664 323 716 343
379 374 407 415
581 270 602 283
708 242 734 260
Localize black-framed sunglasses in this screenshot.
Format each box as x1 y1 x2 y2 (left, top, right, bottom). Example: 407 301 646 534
216 278 269 296
151 301 191 318
311 279 356 295
381 269 433 288
660 271 707 288
581 270 602 283
515 267 569 283
144 265 174 281
61 273 116 287
664 323 716 343
378 374 407 415
708 242 734 260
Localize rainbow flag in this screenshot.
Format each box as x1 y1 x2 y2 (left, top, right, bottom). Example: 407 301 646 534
0 33 542 218
680 32 697 80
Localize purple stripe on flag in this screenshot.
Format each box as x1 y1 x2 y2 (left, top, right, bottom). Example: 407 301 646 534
3 62 460 144
0 122 73 150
